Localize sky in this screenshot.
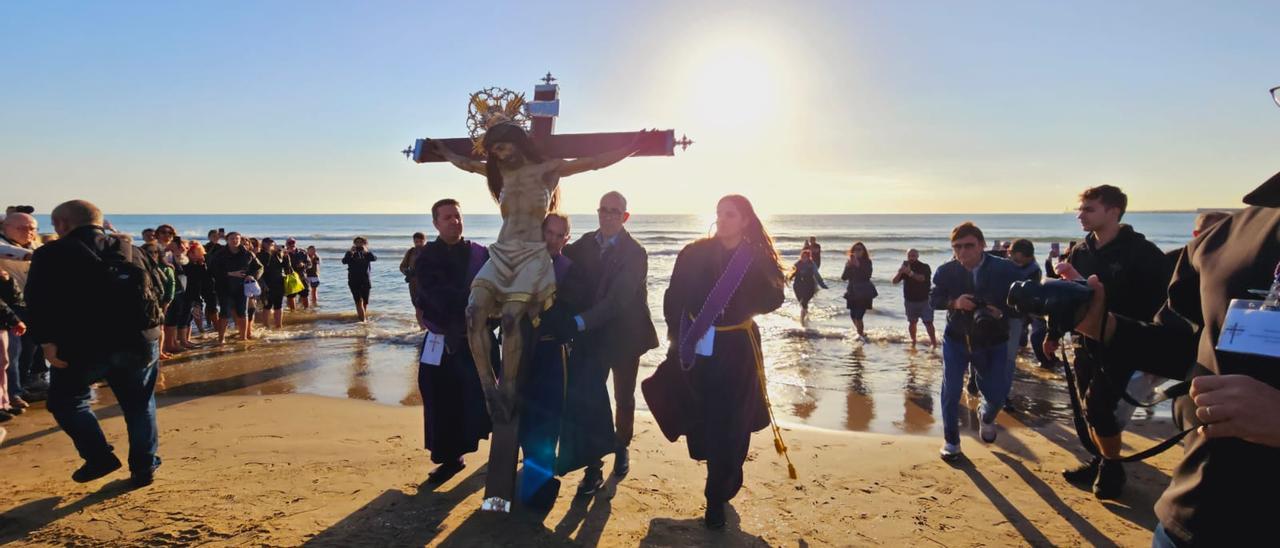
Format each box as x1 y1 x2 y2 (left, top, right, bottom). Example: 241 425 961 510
2 1 1278 215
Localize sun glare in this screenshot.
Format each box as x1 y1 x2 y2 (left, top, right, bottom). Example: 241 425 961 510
684 34 789 133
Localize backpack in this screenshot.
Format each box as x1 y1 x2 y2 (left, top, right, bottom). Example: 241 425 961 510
76 238 166 333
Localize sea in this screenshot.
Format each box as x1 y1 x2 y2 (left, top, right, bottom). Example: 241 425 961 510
69 213 1195 436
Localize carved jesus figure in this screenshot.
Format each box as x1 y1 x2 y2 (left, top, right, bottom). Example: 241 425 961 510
428 123 645 424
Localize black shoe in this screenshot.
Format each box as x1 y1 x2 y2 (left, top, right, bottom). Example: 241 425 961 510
73 454 122 483
576 466 604 497
1093 459 1126 500
5 406 23 416
613 448 630 478
0 410 12 423
426 459 465 484
1062 457 1101 486
704 501 726 530
130 458 162 488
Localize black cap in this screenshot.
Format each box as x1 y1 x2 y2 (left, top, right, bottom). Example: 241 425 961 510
1243 170 1280 207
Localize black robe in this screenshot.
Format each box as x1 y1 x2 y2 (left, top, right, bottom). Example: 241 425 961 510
642 238 784 503
414 238 495 464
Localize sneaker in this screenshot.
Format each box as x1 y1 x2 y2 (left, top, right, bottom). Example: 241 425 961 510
1062 456 1101 486
939 442 962 462
1093 459 1126 500
613 448 630 478
980 420 998 444
576 466 605 497
704 501 726 530
72 454 123 483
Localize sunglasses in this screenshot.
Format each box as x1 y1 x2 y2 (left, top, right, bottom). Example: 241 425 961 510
951 242 979 250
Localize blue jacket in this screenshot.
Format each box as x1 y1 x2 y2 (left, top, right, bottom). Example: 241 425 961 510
929 254 1022 341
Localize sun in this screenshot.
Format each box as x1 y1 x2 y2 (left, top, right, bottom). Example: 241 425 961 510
683 34 789 133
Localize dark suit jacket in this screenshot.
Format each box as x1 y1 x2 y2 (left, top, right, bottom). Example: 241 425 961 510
564 228 659 360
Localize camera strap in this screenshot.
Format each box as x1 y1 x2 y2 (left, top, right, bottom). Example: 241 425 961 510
1059 346 1194 462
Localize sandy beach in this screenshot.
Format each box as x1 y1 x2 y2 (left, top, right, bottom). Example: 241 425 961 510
0 336 1180 547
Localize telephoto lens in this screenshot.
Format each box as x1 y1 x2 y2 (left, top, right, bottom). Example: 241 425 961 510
1007 279 1094 337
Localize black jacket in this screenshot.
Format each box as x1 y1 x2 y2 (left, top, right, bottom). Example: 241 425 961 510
0 274 22 329
1105 173 1280 545
25 226 161 364
1066 224 1170 322
564 228 659 360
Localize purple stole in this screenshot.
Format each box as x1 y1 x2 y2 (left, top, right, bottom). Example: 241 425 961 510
677 243 755 370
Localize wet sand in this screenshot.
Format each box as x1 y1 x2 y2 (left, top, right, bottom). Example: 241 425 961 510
0 331 1181 546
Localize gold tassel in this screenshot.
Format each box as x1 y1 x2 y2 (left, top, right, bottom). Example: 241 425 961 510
748 327 798 480
788 463 798 480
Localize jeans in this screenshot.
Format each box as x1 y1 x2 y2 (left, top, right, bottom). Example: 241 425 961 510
47 340 161 473
1029 317 1051 366
941 334 1012 445
5 329 19 399
1151 523 1186 548
1004 318 1024 374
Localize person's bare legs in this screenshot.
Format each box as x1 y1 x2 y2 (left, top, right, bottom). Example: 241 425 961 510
216 316 228 344
239 313 252 341
163 326 180 354
925 322 938 347
853 318 866 338
908 319 919 346
287 295 296 311
466 288 503 419
354 298 367 322
272 309 283 329
179 327 196 349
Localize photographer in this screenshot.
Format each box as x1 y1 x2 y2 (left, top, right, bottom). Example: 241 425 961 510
342 236 376 322
1073 170 1280 546
929 222 1021 461
1051 185 1171 500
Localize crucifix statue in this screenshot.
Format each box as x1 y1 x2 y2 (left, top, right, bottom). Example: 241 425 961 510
407 73 689 512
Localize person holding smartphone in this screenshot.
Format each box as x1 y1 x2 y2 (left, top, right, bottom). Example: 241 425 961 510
342 236 377 322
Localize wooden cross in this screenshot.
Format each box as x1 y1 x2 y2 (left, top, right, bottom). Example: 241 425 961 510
403 73 691 162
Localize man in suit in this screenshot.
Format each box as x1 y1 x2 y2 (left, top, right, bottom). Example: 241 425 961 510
563 191 659 490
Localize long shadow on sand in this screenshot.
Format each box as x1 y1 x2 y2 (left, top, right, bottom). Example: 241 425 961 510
302 466 487 547
992 452 1122 546
639 504 771 547
0 479 136 544
951 455 1055 547
3 351 329 449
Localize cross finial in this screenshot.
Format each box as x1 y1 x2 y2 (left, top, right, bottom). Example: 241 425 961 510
675 134 695 151
541 72 557 85
401 145 414 160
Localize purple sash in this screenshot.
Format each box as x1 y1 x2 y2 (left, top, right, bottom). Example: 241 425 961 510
678 243 755 370
420 241 488 335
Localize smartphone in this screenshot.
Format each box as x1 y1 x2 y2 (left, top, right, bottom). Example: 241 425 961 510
218 228 226 235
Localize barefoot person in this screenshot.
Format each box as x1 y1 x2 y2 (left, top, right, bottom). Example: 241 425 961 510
25 200 166 486
643 195 788 529
790 249 827 323
892 249 936 347
413 199 494 484
427 121 649 511
210 232 263 343
342 237 376 322
841 242 876 342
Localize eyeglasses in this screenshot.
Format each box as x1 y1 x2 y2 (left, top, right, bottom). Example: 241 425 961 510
597 207 624 217
1272 86 1280 109
951 242 979 250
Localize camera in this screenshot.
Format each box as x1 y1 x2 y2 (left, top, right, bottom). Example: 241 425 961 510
966 297 1009 346
1006 279 1094 337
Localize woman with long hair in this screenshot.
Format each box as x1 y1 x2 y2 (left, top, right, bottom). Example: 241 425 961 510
841 241 876 342
644 194 788 529
789 249 828 323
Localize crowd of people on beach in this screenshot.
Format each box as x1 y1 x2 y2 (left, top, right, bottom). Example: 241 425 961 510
2 167 1274 546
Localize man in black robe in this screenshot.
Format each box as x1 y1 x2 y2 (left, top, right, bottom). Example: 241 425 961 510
563 191 659 490
414 198 496 483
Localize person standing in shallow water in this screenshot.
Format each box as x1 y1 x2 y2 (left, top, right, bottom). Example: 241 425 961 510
342 237 376 322
892 249 936 347
789 249 827 323
841 242 876 342
643 194 786 530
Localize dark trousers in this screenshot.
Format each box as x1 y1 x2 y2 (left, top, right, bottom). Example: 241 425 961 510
519 339 566 503
6 330 20 398
47 341 161 473
610 355 641 449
